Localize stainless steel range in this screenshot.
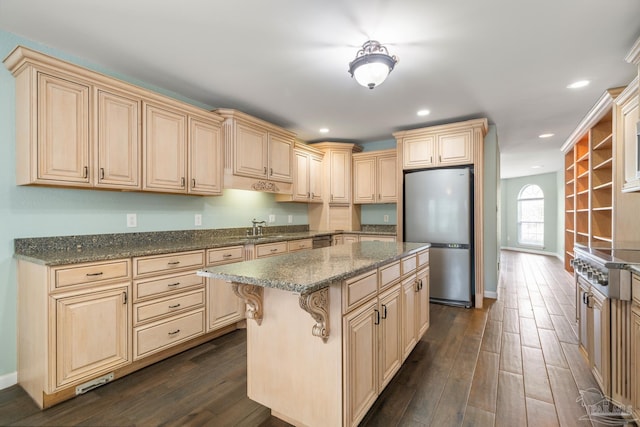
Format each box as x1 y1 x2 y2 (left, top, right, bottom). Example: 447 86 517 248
572 244 640 301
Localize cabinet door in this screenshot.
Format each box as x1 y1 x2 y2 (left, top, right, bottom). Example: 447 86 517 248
329 149 351 204
292 150 310 201
268 134 293 182
143 103 187 192
188 117 222 195
309 153 324 202
54 284 130 388
207 278 244 331
377 154 397 203
590 288 610 393
416 267 430 338
343 234 360 244
343 300 378 427
401 274 418 360
403 135 435 170
379 287 402 390
353 157 376 204
234 122 268 178
437 130 473 166
96 89 140 189
37 73 91 185
578 279 589 358
631 308 640 420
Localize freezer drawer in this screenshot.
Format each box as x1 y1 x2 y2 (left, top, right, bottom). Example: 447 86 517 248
429 247 472 307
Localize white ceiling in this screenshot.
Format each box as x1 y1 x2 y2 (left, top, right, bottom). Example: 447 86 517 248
1 0 639 179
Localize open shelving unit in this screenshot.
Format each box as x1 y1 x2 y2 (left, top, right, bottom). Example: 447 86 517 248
561 87 623 273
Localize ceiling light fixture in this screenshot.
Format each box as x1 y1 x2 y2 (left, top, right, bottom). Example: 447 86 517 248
538 133 554 138
567 80 590 89
348 40 398 89
319 128 329 134
417 109 431 117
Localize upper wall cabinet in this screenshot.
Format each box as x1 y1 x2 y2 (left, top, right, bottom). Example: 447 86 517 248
352 149 397 204
394 120 485 170
215 109 295 194
276 141 324 203
4 45 224 195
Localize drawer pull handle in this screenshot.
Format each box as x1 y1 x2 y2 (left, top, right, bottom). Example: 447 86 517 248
167 282 180 287
381 304 388 319
168 329 180 336
100 168 105 179
270 248 278 252
86 272 104 277
191 178 196 188
83 166 88 178
222 254 233 258
374 309 380 325
168 303 181 309
167 261 181 266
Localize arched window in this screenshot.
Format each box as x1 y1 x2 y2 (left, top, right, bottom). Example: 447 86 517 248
517 184 544 247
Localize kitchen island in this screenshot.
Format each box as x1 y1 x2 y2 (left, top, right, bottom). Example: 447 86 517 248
198 241 430 427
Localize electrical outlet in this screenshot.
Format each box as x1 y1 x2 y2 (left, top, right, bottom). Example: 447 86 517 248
268 214 276 223
126 213 137 228
194 214 202 226
288 215 293 224
383 215 389 223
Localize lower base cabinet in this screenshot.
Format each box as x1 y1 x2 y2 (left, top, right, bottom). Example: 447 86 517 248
206 246 246 331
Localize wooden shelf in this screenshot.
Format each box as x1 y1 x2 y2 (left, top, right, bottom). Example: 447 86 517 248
592 235 613 243
577 189 589 196
593 133 613 150
592 181 612 191
577 169 589 179
577 152 589 163
592 157 613 170
592 206 613 211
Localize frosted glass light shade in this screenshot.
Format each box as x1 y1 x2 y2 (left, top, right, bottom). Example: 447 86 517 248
348 40 398 89
353 61 391 89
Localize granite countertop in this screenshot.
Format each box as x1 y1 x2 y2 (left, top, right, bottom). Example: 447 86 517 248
630 265 640 276
198 241 430 295
14 226 397 266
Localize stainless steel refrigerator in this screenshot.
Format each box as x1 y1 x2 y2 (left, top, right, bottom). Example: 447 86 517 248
403 167 473 308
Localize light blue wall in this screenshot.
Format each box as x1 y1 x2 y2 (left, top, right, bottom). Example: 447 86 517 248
500 172 559 255
0 31 308 378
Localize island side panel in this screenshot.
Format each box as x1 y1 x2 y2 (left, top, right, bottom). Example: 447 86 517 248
246 284 343 427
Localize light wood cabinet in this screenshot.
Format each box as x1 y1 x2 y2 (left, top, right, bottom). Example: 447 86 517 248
5 45 223 196
623 38 640 192
632 305 640 421
578 277 611 394
216 109 295 193
255 241 288 258
188 116 223 195
359 235 396 242
378 286 402 390
397 126 473 170
401 274 418 359
206 246 246 332
416 266 430 337
132 251 206 360
95 88 141 189
143 102 187 192
16 258 133 409
353 150 397 204
287 238 313 252
54 283 131 389
328 148 352 204
277 143 324 203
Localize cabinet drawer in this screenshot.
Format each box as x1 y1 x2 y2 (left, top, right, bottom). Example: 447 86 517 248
417 249 430 268
134 309 205 360
343 270 378 313
133 271 204 301
134 289 205 325
287 239 313 252
633 273 640 306
359 235 396 242
379 261 401 291
133 251 204 277
207 246 244 265
255 242 288 258
53 259 131 290
401 255 417 276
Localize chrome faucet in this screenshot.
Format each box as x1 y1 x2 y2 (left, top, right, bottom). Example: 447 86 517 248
249 218 267 236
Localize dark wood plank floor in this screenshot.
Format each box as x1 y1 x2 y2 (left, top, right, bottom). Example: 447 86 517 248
0 251 609 426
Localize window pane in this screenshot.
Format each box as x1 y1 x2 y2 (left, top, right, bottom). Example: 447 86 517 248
517 184 544 246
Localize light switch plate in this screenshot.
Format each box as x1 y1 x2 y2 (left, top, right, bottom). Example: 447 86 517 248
268 214 276 223
288 215 293 224
383 215 389 223
195 214 202 226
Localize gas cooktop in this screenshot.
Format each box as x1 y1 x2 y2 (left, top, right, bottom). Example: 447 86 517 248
574 242 640 266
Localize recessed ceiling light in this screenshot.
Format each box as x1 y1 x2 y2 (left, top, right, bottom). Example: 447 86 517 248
538 133 554 138
531 165 543 169
417 109 430 117
319 128 329 134
567 80 590 89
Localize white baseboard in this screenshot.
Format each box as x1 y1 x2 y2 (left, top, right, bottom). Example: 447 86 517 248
501 246 558 257
0 372 17 390
484 291 498 299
